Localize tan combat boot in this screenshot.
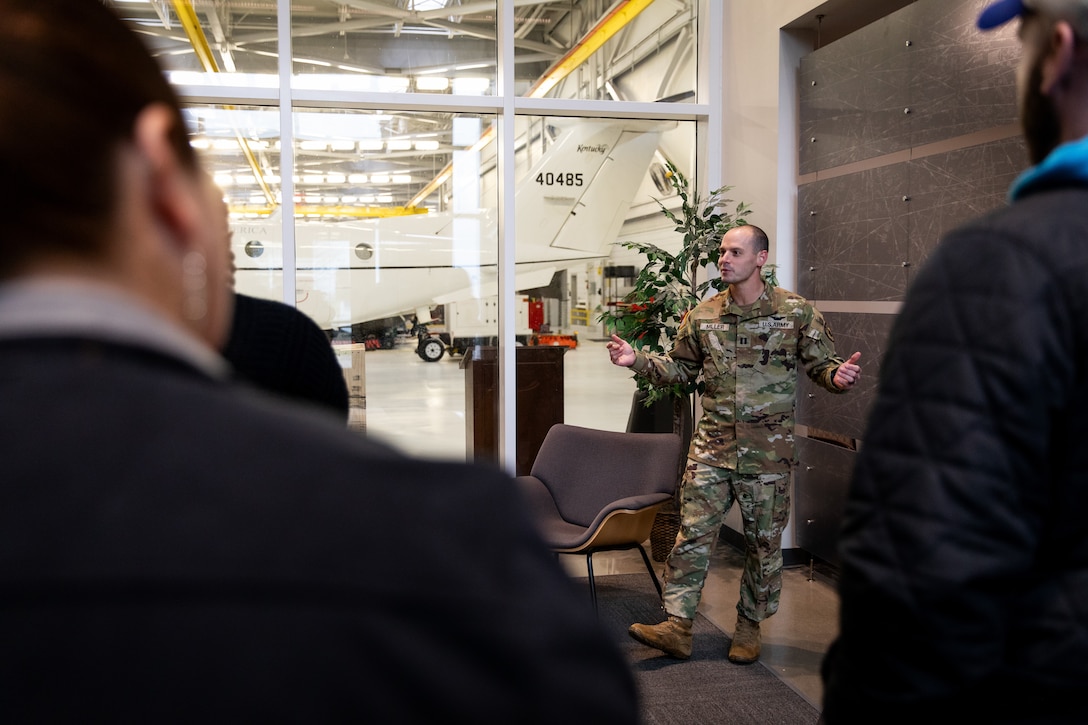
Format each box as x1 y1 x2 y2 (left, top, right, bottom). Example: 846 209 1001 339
628 615 693 659
727 614 761 664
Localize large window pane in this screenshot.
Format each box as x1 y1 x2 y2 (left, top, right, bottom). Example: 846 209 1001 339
110 0 278 86
225 109 498 460
521 1 698 102
283 1 699 102
512 117 697 435
290 0 497 94
186 104 281 215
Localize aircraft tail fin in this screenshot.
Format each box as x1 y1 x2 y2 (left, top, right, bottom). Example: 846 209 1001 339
515 121 666 256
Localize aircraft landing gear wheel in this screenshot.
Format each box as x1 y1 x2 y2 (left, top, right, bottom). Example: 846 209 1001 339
417 337 445 362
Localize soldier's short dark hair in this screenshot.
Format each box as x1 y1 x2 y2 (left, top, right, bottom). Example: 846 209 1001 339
740 224 770 253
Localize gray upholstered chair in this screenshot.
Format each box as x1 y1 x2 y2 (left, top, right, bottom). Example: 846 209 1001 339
515 423 684 611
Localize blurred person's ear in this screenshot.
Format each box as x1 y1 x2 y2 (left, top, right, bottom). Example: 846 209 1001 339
1039 20 1077 97
131 102 206 254
126 102 234 348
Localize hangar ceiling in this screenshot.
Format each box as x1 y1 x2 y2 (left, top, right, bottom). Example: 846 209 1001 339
108 0 697 217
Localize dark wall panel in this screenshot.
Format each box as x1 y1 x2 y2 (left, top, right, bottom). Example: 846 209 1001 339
794 437 857 566
799 9 914 175
906 136 1027 268
800 0 1019 177
797 311 892 442
907 1 1020 146
797 183 818 300
794 0 1026 564
798 165 912 302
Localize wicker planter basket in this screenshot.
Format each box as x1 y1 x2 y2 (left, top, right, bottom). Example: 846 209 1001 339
650 504 681 562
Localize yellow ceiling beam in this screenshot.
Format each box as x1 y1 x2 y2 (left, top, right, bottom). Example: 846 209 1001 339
527 0 656 98
171 0 277 208
170 0 219 72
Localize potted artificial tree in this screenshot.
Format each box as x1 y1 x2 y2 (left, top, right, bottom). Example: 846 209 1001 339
599 160 760 561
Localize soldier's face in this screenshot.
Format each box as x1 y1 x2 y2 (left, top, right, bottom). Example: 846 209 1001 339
718 229 767 285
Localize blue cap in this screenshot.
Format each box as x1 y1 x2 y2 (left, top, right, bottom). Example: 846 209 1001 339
978 0 1028 30
979 0 1088 33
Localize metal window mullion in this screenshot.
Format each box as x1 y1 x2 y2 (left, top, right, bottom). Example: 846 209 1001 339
497 0 517 476
278 0 296 307
704 0 722 194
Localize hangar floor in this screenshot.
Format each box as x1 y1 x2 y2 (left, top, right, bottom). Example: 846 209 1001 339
361 336 839 712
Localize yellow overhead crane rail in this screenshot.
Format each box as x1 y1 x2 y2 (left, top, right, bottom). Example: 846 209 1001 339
406 0 656 209
171 0 276 209
230 204 429 219
171 0 426 219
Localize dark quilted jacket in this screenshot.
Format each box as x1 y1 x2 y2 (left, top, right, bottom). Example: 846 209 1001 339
821 187 1088 722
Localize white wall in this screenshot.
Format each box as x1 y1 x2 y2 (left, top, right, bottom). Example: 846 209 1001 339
719 1 814 283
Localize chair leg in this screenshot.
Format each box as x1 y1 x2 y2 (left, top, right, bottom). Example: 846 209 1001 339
585 552 598 614
636 543 663 599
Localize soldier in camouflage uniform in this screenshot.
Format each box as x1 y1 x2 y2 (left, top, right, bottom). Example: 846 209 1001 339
608 224 861 663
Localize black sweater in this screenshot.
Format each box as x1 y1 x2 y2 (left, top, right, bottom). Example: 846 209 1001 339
223 293 349 419
822 187 1088 722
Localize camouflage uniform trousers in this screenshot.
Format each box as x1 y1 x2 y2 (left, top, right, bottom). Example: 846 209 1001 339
662 460 791 623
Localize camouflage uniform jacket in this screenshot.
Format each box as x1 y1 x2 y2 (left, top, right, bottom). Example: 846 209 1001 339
630 283 845 474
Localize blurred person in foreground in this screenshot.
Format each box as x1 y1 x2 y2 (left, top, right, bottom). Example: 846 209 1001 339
0 1 636 721
224 291 350 420
821 0 1088 721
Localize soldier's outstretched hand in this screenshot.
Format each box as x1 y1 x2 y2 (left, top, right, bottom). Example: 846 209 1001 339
833 351 862 389
607 334 636 368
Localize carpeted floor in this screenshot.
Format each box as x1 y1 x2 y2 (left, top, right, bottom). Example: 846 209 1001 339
586 572 821 725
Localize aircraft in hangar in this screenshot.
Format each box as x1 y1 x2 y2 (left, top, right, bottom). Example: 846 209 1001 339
230 120 665 360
